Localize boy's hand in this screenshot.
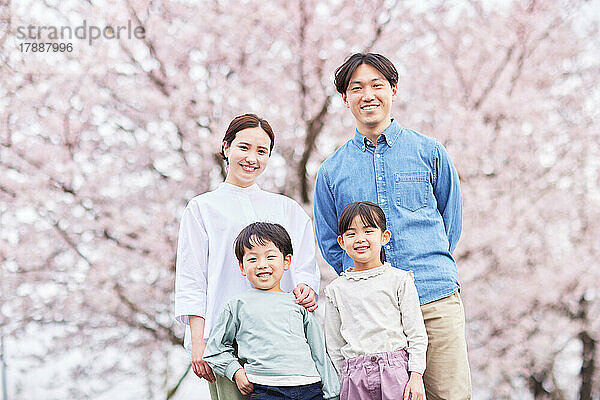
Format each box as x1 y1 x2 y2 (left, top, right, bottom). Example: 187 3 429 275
293 283 318 311
191 340 216 383
403 372 424 400
233 368 254 395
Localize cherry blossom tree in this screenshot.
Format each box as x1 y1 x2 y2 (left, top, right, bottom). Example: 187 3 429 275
1 0 598 398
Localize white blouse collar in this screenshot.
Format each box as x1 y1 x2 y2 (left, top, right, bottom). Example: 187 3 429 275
342 262 391 281
218 182 261 193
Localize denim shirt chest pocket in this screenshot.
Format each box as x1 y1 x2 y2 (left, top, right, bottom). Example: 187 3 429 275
394 171 430 212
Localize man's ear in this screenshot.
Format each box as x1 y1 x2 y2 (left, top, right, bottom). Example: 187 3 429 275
391 84 398 101
337 235 345 250
382 230 391 245
283 254 292 271
342 93 349 108
239 261 246 276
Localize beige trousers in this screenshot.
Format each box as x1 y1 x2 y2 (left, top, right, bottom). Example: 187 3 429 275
208 373 250 400
421 291 472 400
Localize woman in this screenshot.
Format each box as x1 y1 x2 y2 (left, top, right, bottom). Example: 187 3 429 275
175 114 321 400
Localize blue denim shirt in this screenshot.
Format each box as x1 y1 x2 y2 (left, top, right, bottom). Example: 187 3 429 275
314 120 462 305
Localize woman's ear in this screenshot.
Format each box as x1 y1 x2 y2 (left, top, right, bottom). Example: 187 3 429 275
222 141 230 159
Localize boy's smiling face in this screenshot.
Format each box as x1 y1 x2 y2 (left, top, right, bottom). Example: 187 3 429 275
239 238 291 291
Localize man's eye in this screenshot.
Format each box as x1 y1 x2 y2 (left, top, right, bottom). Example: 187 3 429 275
239 145 248 150
373 84 383 88
350 86 361 91
258 149 267 155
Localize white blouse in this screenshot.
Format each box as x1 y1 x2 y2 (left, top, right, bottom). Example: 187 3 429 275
174 182 321 350
324 263 427 375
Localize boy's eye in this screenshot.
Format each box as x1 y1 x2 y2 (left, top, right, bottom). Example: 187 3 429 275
267 255 276 259
239 145 248 150
258 149 267 155
246 257 257 262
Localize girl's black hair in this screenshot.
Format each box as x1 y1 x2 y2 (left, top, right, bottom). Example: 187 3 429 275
235 222 293 263
338 201 387 263
334 53 398 95
220 113 275 164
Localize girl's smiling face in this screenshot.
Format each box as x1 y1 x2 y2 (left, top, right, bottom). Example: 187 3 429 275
338 215 391 271
223 127 271 187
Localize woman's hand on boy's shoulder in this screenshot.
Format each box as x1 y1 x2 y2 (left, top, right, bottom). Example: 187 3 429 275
293 283 318 311
233 368 254 395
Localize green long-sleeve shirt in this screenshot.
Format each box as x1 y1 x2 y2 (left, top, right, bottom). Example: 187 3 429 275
204 289 340 399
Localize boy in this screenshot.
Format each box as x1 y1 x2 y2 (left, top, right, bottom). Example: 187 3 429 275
314 52 471 400
203 222 340 400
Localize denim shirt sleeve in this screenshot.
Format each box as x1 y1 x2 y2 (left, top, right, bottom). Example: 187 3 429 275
314 167 344 274
433 142 463 254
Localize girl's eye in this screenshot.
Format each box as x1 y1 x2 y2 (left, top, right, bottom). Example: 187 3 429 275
258 149 267 155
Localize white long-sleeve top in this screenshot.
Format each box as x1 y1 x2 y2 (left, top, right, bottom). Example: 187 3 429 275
324 263 427 375
175 182 321 351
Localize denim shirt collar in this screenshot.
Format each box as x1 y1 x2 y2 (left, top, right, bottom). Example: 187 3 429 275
351 119 402 151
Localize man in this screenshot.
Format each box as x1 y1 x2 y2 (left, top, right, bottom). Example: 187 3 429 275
314 53 471 400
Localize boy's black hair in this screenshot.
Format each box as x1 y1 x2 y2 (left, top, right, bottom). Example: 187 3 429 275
334 53 399 95
338 201 387 263
234 222 293 263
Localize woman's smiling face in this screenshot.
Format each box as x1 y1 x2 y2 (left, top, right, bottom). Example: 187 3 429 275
223 127 272 187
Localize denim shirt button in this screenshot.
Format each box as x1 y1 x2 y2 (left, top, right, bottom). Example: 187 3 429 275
370 356 377 362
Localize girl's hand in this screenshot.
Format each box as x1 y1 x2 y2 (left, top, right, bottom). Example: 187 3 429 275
293 283 318 311
233 368 254 395
191 340 216 383
404 371 424 400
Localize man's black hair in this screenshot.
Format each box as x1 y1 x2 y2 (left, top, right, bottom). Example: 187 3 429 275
234 222 293 263
334 53 398 95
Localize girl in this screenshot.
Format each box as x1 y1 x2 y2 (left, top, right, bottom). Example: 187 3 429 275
324 201 427 400
175 114 321 400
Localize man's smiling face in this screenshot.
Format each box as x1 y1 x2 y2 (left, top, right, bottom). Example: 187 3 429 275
342 63 397 138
